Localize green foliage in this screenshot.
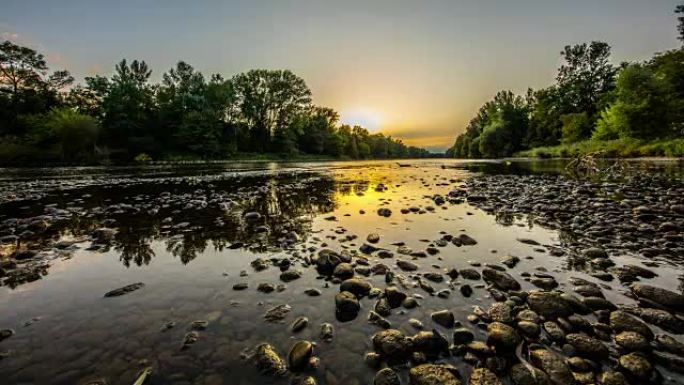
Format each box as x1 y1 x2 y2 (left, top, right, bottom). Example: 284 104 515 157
561 112 591 144
0 40 431 165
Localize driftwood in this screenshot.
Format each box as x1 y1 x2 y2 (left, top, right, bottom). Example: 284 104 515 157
565 152 627 178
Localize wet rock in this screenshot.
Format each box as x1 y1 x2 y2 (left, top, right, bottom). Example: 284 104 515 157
457 234 478 246
501 256 520 268
397 260 419 271
335 291 360 316
482 268 520 291
597 371 628 385
610 310 654 340
0 329 14 342
250 343 287 376
460 269 481 280
582 247 608 259
333 263 354 279
315 249 342 275
409 363 461 385
581 297 616 311
103 282 145 297
375 297 392 317
469 368 502 385
517 321 541 337
402 297 418 309
614 331 650 352
486 322 520 349
412 330 449 355
527 291 573 319
320 323 334 342
264 304 292 323
431 310 455 328
288 340 314 371
280 270 302 282
566 333 609 360
453 327 474 344
510 363 551 385
304 288 322 296
631 283 684 311
460 284 473 297
233 283 249 290
385 286 407 308
626 307 684 334
655 334 684 355
251 258 269 271
372 329 413 362
365 352 382 368
488 302 513 323
258 283 275 293
340 278 372 297
618 352 652 379
423 272 443 282
375 368 401 385
181 331 199 350
367 233 380 244
291 317 309 333
369 310 392 329
377 208 392 217
530 349 575 385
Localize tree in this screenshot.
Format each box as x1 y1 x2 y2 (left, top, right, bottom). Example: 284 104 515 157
594 64 674 140
556 41 617 124
676 4 684 42
230 70 312 152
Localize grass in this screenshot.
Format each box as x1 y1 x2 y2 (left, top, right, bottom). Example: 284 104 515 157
516 138 684 158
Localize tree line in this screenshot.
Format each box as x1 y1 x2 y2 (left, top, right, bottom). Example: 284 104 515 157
0 46 431 164
448 5 684 158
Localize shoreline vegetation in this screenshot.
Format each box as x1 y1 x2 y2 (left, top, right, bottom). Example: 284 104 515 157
0 47 432 167
448 5 684 160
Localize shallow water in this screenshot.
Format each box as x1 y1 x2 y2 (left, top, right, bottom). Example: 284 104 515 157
0 159 683 385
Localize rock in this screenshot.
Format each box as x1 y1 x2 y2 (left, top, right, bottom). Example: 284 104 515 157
488 302 513 323
372 329 413 362
369 311 392 329
385 286 407 308
397 260 419 271
339 278 372 297
367 233 381 244
258 283 275 293
412 330 449 355
631 283 684 311
409 364 461 385
618 352 653 379
627 307 684 334
655 334 684 355
92 227 117 243
0 329 14 342
458 234 478 246
610 311 654 340
518 321 541 337
460 284 473 297
280 270 302 282
530 349 575 385
288 340 313 371
295 376 317 385
377 208 392 217
403 297 418 309
103 282 145 297
459 269 481 280
597 371 628 385
501 256 521 268
375 368 401 385
453 327 474 344
469 368 502 385
482 268 520 291
333 263 354 279
615 331 650 352
304 288 322 296
250 343 286 376
566 333 609 360
431 309 455 328
527 291 573 319
264 304 292 323
316 249 342 275
487 322 520 349
581 297 616 311
424 272 443 282
291 317 308 333
543 321 566 342
320 323 334 342
375 297 392 317
233 283 249 290
582 247 608 259
335 291 360 315
510 364 551 385
181 331 199 350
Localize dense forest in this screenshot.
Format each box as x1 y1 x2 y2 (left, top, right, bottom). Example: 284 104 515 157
448 5 684 158
0 47 431 165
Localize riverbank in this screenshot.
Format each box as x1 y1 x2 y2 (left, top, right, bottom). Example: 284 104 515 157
516 138 684 159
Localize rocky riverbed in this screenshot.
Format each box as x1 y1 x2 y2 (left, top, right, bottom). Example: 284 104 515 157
0 159 683 385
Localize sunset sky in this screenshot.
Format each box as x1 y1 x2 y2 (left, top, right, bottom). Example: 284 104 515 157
2 0 681 151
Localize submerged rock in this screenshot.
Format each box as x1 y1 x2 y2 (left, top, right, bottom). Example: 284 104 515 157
249 343 287 376
103 282 145 297
409 364 461 385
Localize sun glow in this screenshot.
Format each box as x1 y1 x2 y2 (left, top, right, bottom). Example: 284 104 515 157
340 108 383 132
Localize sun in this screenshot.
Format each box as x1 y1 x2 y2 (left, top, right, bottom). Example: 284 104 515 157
340 108 383 131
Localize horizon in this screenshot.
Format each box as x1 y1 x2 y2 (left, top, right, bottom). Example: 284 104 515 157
2 0 682 151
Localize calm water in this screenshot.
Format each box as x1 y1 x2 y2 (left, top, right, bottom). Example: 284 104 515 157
0 159 683 385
